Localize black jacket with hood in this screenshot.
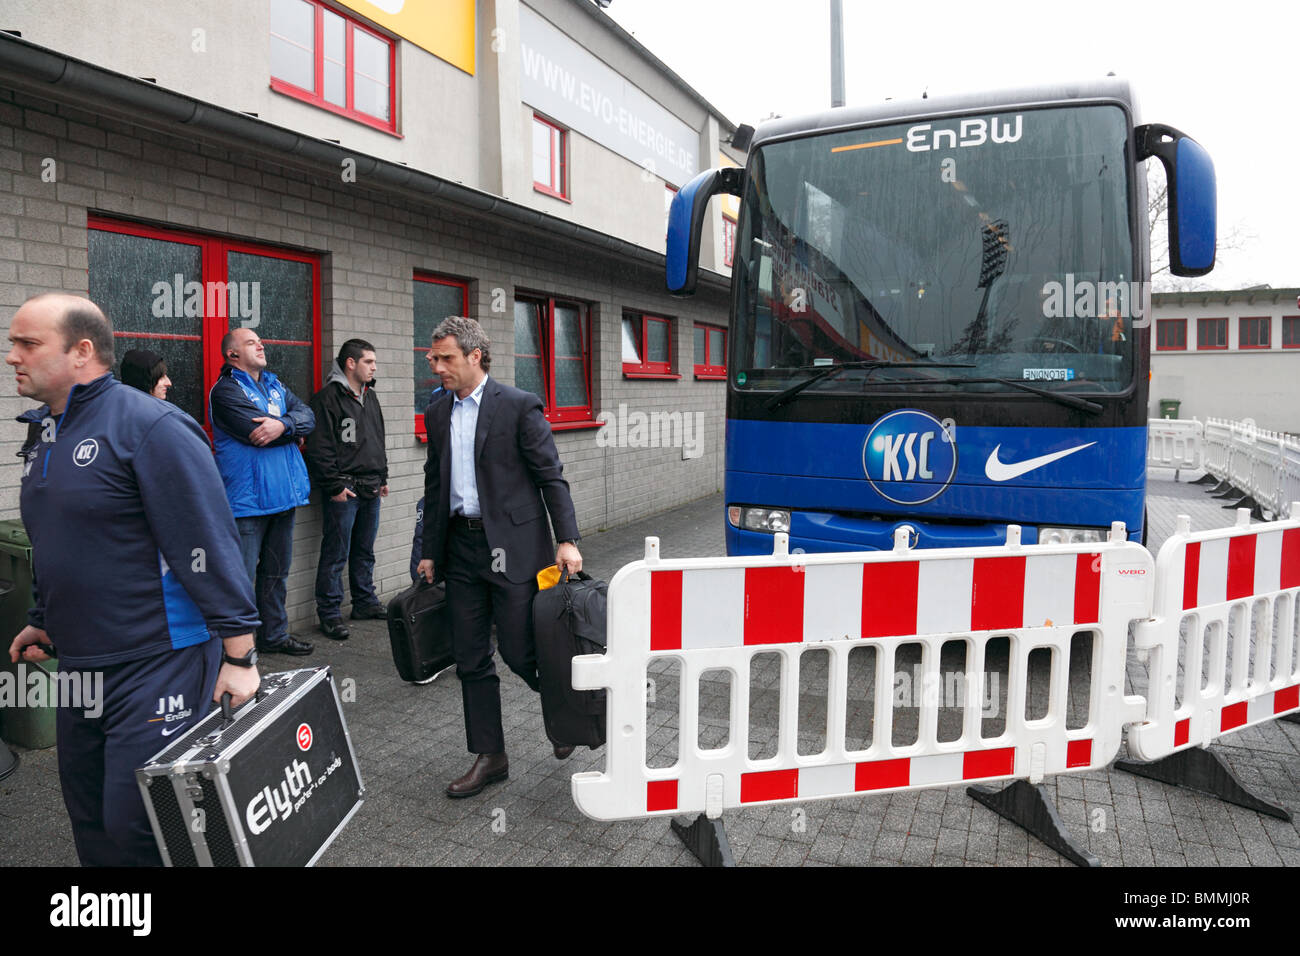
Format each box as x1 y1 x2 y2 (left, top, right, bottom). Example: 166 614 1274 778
304 362 388 499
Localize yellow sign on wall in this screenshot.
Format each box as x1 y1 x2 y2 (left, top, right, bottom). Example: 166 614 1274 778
337 0 476 75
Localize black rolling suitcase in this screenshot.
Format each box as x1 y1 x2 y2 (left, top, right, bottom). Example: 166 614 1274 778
136 667 363 867
387 580 456 684
533 571 607 749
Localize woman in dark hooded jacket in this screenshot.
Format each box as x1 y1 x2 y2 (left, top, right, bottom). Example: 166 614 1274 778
120 348 172 400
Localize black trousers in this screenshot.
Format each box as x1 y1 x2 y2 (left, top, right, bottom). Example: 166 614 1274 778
444 520 540 754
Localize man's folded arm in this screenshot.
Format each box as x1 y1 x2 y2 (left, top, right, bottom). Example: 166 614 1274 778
209 378 265 445
273 385 315 444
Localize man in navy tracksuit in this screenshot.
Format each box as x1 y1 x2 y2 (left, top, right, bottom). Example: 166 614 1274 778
6 293 261 866
209 327 315 655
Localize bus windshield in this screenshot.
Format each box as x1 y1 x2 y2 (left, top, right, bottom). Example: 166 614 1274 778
733 105 1138 396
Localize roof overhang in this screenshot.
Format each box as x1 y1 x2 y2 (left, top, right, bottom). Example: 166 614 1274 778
0 31 732 294
1153 288 1300 308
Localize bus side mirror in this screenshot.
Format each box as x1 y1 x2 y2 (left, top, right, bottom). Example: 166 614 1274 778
666 167 743 296
1138 124 1216 277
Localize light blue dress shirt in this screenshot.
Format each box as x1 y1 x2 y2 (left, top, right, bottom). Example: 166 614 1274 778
449 376 486 518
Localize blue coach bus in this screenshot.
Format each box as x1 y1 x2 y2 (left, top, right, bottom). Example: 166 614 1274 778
667 79 1216 556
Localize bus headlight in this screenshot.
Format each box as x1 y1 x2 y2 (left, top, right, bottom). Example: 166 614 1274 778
729 506 792 534
1038 526 1106 545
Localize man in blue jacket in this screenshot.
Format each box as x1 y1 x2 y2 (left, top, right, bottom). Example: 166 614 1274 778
6 293 261 866
209 327 315 656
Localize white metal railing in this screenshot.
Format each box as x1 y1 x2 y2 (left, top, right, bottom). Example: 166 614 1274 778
1147 418 1203 471
1195 417 1300 520
1202 418 1231 479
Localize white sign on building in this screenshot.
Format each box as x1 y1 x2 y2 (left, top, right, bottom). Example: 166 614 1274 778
519 5 698 187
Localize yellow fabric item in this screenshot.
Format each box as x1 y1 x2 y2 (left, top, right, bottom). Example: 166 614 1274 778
536 564 562 591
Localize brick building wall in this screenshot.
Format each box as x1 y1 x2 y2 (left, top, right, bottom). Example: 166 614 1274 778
0 85 731 628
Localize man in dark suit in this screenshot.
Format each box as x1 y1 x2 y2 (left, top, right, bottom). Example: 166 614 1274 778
417 316 582 797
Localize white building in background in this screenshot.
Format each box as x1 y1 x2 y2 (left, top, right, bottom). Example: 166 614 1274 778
1150 287 1300 434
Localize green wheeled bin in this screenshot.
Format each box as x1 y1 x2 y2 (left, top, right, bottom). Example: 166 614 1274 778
1158 399 1181 420
0 519 57 750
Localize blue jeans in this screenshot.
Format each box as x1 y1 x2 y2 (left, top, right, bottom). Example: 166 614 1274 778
235 509 296 647
315 493 381 621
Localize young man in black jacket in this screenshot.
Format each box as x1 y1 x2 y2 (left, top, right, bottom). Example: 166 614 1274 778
304 339 389 639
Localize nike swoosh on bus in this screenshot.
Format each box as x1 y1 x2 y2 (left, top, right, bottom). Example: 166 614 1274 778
984 442 1096 481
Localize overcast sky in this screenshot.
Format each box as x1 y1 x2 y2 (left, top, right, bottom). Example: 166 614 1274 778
605 0 1298 292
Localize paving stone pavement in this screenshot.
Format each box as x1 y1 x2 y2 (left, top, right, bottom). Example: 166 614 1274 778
3 470 1298 867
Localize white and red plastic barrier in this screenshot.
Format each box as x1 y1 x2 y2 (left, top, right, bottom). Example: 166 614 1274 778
1128 505 1300 760
571 526 1155 821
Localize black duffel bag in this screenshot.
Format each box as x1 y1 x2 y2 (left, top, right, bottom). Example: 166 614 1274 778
533 570 607 749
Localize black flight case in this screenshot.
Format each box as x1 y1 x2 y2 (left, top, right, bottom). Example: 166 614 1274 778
135 666 364 867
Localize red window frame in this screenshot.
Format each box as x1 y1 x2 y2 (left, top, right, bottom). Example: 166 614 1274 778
1283 316 1300 349
88 215 322 432
622 311 677 379
722 214 737 268
1196 317 1228 351
533 114 569 201
1155 318 1186 351
694 323 727 379
516 294 593 426
1238 316 1271 350
269 0 399 135
412 272 469 441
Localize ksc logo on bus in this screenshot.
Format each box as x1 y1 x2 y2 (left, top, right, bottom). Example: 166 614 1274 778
861 410 957 505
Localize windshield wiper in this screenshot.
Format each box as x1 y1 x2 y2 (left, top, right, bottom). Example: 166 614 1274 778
892 376 1104 414
763 361 975 412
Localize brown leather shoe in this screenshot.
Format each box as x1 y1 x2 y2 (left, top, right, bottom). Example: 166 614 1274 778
445 753 508 798
553 744 575 760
